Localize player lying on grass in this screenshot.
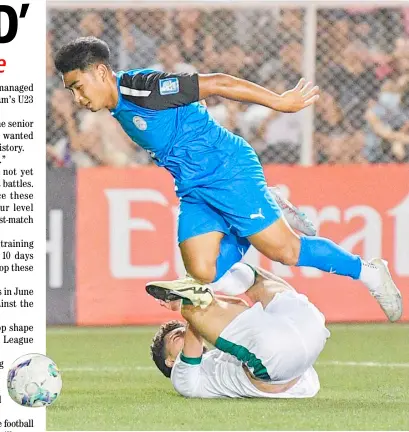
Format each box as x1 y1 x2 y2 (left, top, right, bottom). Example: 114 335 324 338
55 37 401 321
148 266 330 398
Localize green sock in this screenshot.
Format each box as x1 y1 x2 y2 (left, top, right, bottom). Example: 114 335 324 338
182 298 193 306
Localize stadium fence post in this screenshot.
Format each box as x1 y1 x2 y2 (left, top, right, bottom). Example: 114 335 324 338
301 3 317 166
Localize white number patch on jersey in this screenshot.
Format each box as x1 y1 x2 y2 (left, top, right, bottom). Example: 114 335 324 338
159 78 180 95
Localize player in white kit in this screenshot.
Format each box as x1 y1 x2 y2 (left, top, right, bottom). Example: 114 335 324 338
148 267 330 398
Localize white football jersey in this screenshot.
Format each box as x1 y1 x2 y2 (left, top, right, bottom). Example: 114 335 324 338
171 349 320 399
171 290 330 399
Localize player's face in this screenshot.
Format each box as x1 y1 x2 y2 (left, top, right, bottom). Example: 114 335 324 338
164 327 186 366
63 65 109 112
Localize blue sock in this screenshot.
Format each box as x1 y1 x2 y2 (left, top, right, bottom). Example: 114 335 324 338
296 236 362 280
213 234 251 282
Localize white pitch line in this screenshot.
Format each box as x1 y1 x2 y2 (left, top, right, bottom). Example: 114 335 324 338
317 361 409 368
63 366 155 372
60 361 409 373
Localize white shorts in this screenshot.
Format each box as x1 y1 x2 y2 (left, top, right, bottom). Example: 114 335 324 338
216 290 330 383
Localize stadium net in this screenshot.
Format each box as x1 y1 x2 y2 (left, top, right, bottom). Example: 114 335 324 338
46 3 409 167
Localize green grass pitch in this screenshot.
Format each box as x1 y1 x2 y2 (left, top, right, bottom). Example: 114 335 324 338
47 324 409 431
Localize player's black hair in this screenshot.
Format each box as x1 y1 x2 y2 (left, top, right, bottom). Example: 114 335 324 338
150 320 208 378
150 320 186 378
54 36 111 74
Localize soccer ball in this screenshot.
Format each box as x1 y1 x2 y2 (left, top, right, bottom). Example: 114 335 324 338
7 354 62 407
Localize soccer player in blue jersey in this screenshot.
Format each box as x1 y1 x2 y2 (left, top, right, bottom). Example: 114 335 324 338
55 36 402 321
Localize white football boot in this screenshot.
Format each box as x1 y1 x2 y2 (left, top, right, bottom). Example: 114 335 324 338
364 258 402 322
146 276 213 309
268 186 317 236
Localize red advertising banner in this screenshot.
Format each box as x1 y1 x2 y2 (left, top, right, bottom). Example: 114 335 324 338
77 165 409 325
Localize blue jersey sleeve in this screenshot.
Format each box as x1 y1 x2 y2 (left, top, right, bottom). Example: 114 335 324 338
119 71 199 110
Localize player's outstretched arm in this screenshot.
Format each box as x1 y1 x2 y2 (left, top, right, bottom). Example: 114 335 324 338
182 322 205 359
198 74 319 113
156 299 204 358
170 322 208 398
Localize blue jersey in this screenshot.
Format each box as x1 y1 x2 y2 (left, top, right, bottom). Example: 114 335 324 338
110 69 256 196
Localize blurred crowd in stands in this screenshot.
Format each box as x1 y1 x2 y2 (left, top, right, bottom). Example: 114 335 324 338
46 6 409 167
